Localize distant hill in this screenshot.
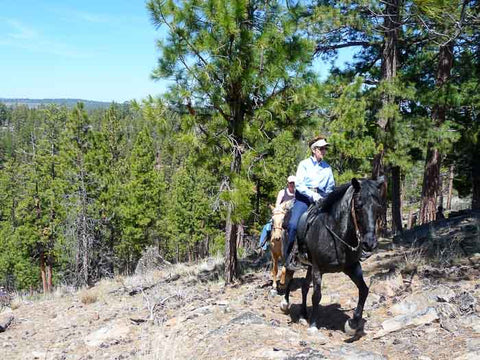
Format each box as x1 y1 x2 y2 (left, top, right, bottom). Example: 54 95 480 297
0 98 119 110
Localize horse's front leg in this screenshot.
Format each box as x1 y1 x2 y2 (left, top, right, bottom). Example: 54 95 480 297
307 266 322 334
271 251 278 291
344 261 368 335
280 269 294 313
299 266 312 325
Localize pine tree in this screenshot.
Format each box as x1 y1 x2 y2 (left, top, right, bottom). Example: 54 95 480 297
116 127 165 273
60 103 97 286
414 0 476 223
148 0 319 281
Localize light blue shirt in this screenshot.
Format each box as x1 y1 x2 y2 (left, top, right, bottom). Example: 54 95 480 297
295 156 335 201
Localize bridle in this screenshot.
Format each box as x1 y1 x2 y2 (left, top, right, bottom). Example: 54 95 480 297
325 193 362 252
271 210 286 238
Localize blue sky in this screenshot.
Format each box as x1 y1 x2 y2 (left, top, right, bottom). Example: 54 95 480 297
0 1 354 103
0 0 168 102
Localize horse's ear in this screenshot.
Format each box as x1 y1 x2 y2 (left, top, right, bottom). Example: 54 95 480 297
269 204 275 211
351 178 361 192
376 175 386 188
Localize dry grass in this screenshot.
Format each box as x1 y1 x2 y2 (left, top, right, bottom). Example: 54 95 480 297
79 289 98 305
10 297 22 310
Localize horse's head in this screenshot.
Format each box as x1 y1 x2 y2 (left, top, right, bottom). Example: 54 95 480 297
270 200 292 242
271 208 286 242
351 176 385 252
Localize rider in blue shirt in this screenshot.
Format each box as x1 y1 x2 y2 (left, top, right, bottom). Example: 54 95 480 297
285 136 335 270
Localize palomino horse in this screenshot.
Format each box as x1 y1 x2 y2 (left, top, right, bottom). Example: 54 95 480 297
269 200 293 291
280 177 384 336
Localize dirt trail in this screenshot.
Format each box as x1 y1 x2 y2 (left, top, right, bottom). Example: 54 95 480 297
2 234 479 359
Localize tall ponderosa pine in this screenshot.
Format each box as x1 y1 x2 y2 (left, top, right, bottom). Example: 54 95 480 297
302 0 411 233
415 0 474 223
148 0 318 281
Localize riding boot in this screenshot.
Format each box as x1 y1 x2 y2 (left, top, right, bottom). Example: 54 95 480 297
285 245 303 272
297 250 311 266
296 238 311 266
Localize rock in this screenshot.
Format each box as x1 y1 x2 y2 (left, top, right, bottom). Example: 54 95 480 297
329 345 386 359
373 307 439 338
466 338 480 352
390 285 456 316
215 300 229 306
440 317 458 332
287 348 327 359
256 348 289 359
431 285 456 303
454 352 480 360
0 313 14 333
31 351 47 359
436 302 460 332
84 322 131 347
369 269 404 297
365 293 382 309
165 317 177 327
435 302 459 319
454 291 477 315
229 311 266 325
459 314 480 333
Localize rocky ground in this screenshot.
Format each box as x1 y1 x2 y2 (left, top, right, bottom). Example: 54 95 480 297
1 212 479 360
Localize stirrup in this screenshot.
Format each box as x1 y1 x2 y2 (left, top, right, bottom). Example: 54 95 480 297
286 260 303 272
297 252 311 266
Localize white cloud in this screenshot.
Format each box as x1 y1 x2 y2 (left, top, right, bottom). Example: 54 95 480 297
6 19 38 40
0 18 94 59
51 7 144 26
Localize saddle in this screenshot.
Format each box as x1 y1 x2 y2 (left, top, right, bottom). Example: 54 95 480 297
296 200 323 243
281 199 323 237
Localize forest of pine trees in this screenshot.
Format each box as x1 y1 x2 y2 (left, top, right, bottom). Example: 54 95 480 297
1 0 478 290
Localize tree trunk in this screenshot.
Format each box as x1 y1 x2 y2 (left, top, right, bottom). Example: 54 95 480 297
46 264 52 292
40 252 47 294
447 164 454 210
237 221 244 249
391 166 403 233
372 153 388 236
373 0 401 235
224 137 243 283
407 209 414 229
224 202 238 283
472 156 480 210
420 42 454 223
420 147 441 223
255 178 260 225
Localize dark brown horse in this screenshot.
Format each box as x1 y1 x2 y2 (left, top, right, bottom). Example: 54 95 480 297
280 177 384 336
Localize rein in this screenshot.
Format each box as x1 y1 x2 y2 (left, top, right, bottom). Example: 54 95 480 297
325 194 362 252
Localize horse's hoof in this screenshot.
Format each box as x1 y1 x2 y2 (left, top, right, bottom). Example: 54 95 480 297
270 288 278 296
307 326 318 335
299 318 308 326
280 299 290 313
344 319 357 336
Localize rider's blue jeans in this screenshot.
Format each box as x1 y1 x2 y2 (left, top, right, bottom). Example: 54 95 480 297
259 219 272 250
286 198 309 259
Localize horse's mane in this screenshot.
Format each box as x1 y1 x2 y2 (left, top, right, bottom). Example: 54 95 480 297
320 182 351 213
